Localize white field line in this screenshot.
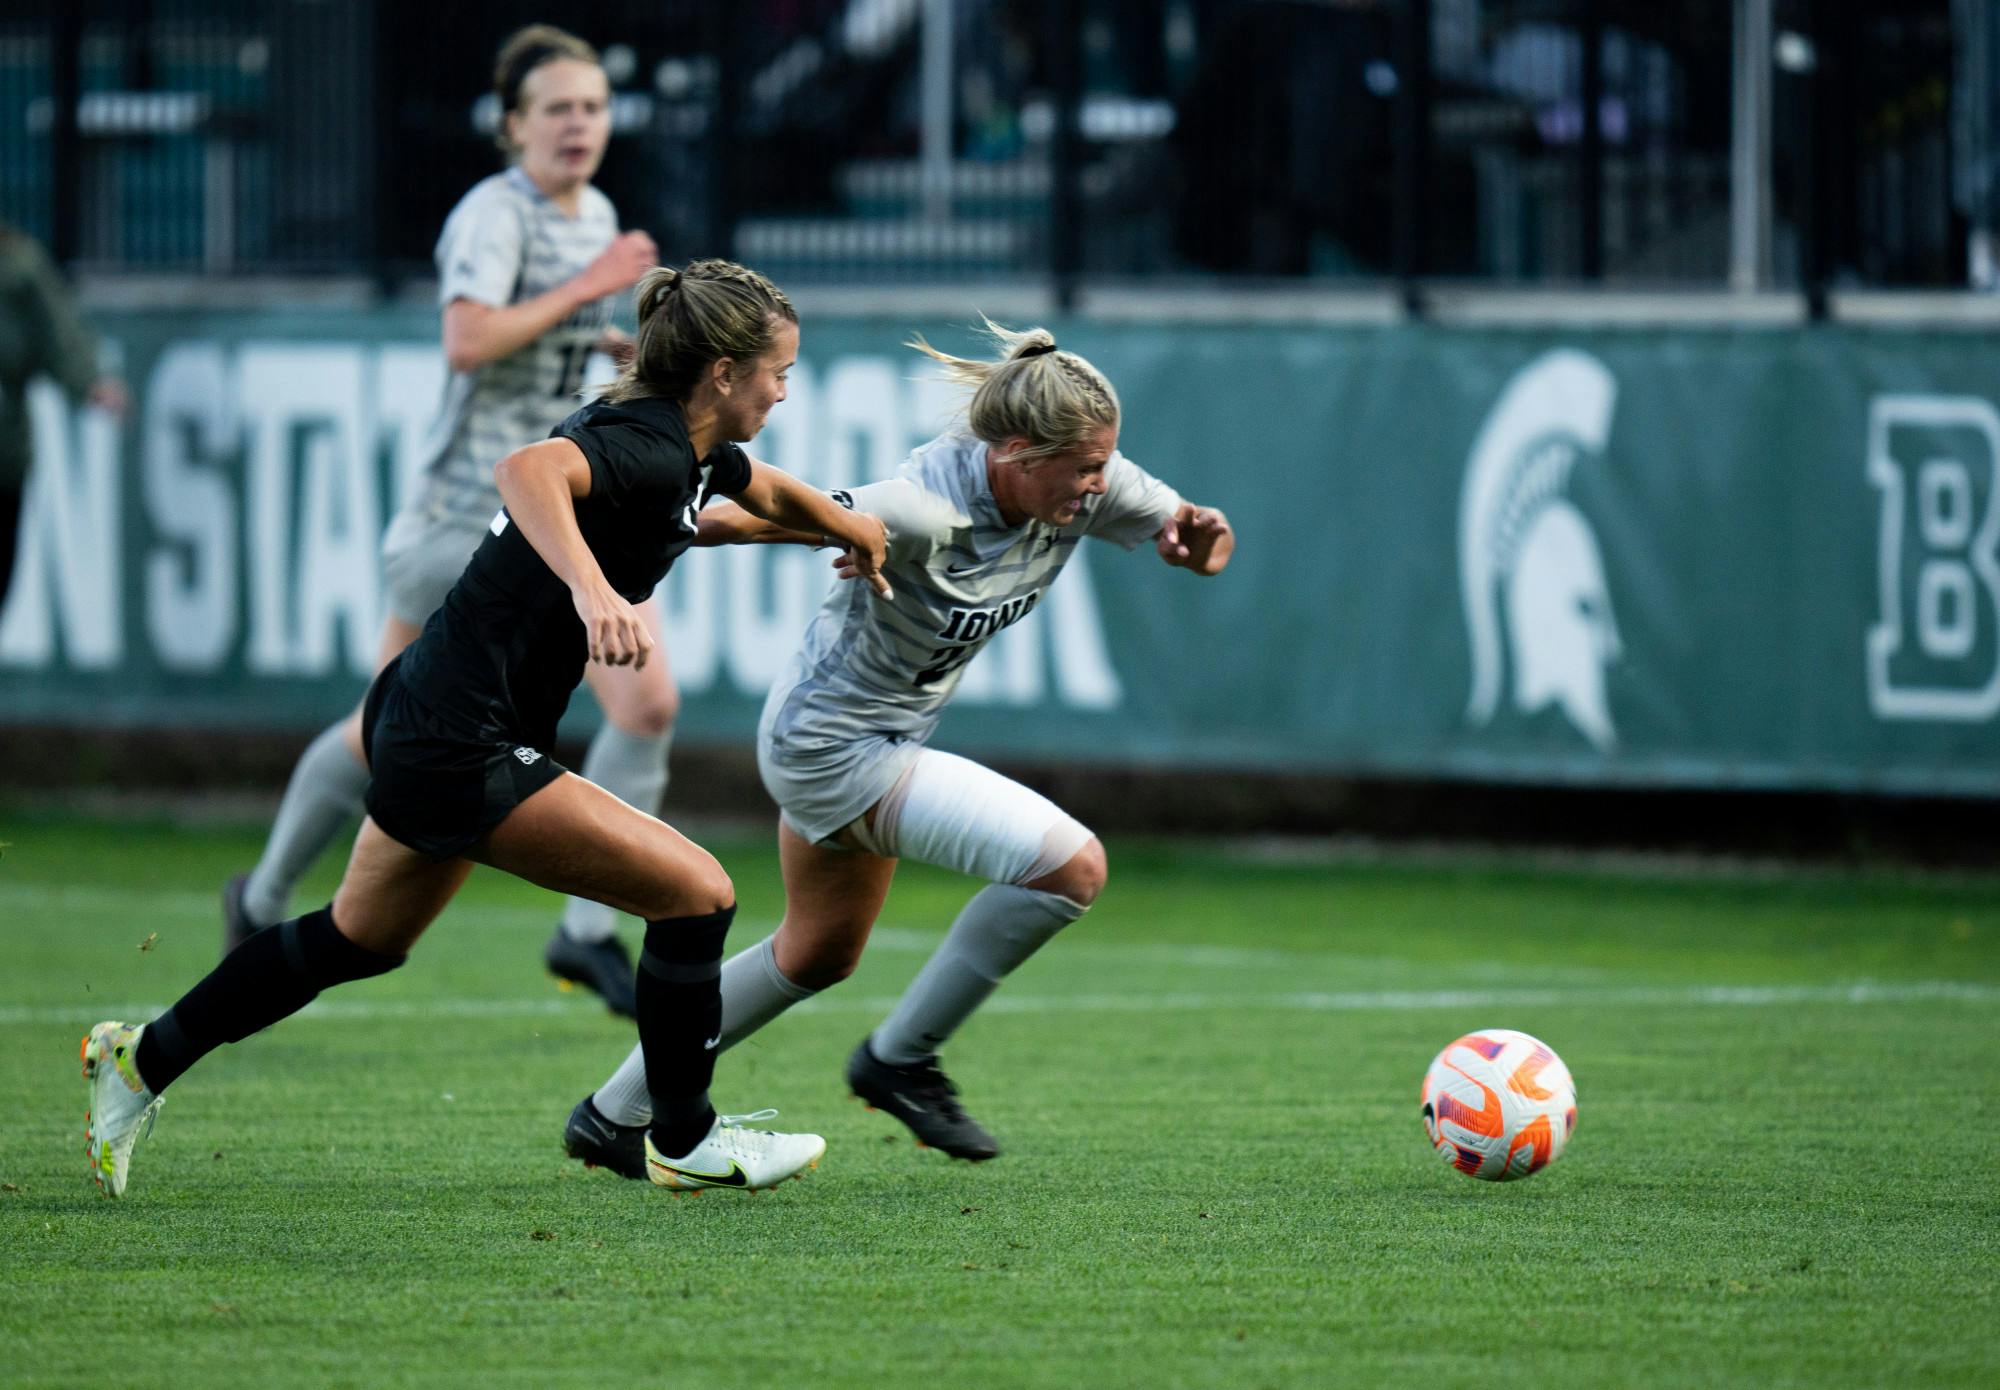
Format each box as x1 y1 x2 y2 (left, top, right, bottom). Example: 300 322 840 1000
0 886 1606 981
1 979 1992 1029
0 883 224 916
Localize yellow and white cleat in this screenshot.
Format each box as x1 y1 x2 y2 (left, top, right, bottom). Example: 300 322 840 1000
645 1111 825 1192
81 1021 163 1199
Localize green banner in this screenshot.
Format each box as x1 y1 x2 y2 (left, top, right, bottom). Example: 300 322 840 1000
3 310 1998 797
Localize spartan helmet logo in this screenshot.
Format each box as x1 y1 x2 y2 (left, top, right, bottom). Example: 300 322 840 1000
1459 349 1623 751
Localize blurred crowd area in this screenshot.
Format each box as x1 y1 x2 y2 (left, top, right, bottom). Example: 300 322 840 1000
0 0 1995 293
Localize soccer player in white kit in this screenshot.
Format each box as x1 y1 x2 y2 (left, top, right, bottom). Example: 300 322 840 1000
222 26 675 1015
562 321 1233 1171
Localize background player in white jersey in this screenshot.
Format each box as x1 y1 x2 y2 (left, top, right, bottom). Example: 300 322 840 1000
223 25 674 1015
562 321 1233 1173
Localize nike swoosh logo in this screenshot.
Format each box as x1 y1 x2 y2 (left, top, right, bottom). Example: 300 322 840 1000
703 1035 720 1049
648 1156 751 1188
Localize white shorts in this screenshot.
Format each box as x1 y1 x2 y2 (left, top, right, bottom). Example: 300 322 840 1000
778 747 1092 887
757 725 923 848
379 506 490 628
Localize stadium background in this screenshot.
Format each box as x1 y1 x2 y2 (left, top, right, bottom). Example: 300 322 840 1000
4 0 1999 850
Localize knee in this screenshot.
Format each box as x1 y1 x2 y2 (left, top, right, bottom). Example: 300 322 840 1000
687 862 735 919
1035 837 1107 907
614 687 679 741
644 851 733 921
787 949 860 992
775 925 868 991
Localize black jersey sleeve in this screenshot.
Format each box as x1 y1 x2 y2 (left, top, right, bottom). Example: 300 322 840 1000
703 443 753 499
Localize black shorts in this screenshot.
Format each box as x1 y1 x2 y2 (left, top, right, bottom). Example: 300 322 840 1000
360 653 567 861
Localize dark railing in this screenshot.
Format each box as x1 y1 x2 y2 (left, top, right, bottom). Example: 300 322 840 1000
0 0 1981 294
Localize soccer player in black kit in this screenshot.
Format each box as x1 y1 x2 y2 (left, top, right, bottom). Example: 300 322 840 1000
80 260 889 1197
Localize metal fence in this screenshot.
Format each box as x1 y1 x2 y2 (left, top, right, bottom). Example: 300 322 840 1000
0 0 1984 297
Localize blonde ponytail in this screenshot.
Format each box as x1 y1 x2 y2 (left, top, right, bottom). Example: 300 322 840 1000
908 317 1119 463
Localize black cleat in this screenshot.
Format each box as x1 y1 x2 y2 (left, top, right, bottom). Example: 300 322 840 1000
561 1094 648 1180
545 929 638 1018
220 873 264 958
845 1039 1000 1161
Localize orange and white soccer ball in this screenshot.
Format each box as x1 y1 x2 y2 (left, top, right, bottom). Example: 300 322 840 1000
1420 1029 1577 1181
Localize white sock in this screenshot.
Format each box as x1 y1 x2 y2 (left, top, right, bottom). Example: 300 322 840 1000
871 885 1086 1066
719 934 817 1049
592 936 815 1126
561 725 671 943
243 721 368 927
592 1042 653 1128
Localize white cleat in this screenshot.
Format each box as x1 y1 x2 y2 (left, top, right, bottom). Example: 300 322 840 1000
81 1021 163 1199
645 1110 826 1192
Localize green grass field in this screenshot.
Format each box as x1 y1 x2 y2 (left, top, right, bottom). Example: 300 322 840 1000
2 811 1996 1388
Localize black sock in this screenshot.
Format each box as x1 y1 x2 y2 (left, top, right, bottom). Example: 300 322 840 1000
636 905 734 1156
135 905 405 1093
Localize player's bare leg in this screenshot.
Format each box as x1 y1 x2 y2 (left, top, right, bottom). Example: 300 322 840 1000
571 812 895 1177
483 775 824 1191
90 821 462 1197
769 813 901 989
843 753 1105 1162
330 819 478 953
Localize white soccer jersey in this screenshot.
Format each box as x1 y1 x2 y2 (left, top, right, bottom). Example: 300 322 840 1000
757 430 1182 841
410 167 620 523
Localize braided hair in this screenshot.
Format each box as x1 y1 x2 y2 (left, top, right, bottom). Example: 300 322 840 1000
601 259 798 405
908 317 1120 464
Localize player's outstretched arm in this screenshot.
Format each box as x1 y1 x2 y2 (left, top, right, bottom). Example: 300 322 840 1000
1154 502 1235 576
729 461 893 597
443 230 657 372
691 498 820 548
494 438 652 667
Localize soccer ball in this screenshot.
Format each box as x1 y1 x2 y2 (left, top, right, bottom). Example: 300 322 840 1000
1420 1029 1577 1181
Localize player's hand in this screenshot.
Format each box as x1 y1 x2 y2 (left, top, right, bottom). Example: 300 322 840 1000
595 327 636 366
571 580 653 668
86 376 130 418
829 513 893 600
1156 503 1234 575
578 231 658 300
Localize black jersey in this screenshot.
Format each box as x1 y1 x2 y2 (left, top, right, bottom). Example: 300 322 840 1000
394 394 750 752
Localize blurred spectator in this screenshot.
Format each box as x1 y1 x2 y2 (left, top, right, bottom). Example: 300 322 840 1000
1953 0 2000 287
0 221 127 609
1172 1 1395 275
